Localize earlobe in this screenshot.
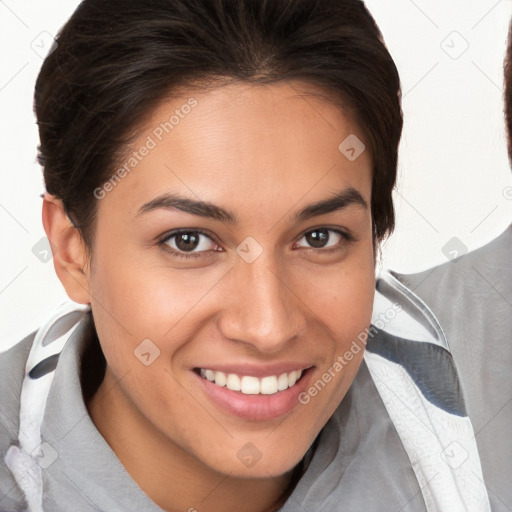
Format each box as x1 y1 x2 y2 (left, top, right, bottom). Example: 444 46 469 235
42 193 91 305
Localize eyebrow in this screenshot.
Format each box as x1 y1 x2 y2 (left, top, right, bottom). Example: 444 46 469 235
135 186 367 224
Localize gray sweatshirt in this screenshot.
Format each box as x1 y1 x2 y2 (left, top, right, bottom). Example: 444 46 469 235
394 223 512 512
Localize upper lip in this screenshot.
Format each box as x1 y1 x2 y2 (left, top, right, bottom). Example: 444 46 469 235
193 363 314 378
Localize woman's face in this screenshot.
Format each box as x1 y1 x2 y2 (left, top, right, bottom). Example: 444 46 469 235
86 80 375 478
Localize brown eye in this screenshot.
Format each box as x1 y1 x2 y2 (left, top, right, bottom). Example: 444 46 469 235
296 228 346 250
304 229 329 248
174 232 200 251
162 230 217 255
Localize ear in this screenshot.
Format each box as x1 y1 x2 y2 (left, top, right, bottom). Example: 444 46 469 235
42 193 91 305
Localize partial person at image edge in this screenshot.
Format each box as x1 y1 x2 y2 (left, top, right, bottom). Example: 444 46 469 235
393 18 512 512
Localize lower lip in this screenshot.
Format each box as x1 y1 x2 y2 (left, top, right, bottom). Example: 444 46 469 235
194 368 314 421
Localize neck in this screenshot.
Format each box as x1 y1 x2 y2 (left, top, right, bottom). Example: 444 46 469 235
86 369 299 512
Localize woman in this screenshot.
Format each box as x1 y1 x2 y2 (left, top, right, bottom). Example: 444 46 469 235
0 0 489 511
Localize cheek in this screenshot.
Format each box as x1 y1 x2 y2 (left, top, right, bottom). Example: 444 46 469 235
296 243 375 415
302 241 375 340
87 245 209 426
88 240 218 340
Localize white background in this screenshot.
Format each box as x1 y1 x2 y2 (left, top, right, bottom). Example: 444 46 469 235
1 0 512 351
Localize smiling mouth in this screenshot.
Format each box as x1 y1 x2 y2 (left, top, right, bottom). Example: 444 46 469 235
194 368 306 395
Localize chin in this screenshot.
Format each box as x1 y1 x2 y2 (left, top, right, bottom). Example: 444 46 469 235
203 438 312 479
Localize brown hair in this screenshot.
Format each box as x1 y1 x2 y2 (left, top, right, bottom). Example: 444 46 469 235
35 0 402 253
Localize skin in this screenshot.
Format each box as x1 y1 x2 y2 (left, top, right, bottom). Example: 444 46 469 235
42 79 375 512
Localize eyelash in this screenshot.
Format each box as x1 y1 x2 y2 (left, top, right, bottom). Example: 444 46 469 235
157 227 355 260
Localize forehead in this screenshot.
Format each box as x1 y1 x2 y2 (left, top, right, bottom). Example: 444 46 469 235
97 80 372 223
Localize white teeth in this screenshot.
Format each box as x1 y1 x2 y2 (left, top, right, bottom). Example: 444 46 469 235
277 373 289 391
260 376 278 394
241 376 260 394
226 373 241 391
214 371 226 387
199 368 303 395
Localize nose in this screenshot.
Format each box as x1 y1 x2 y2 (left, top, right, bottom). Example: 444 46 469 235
217 251 307 354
